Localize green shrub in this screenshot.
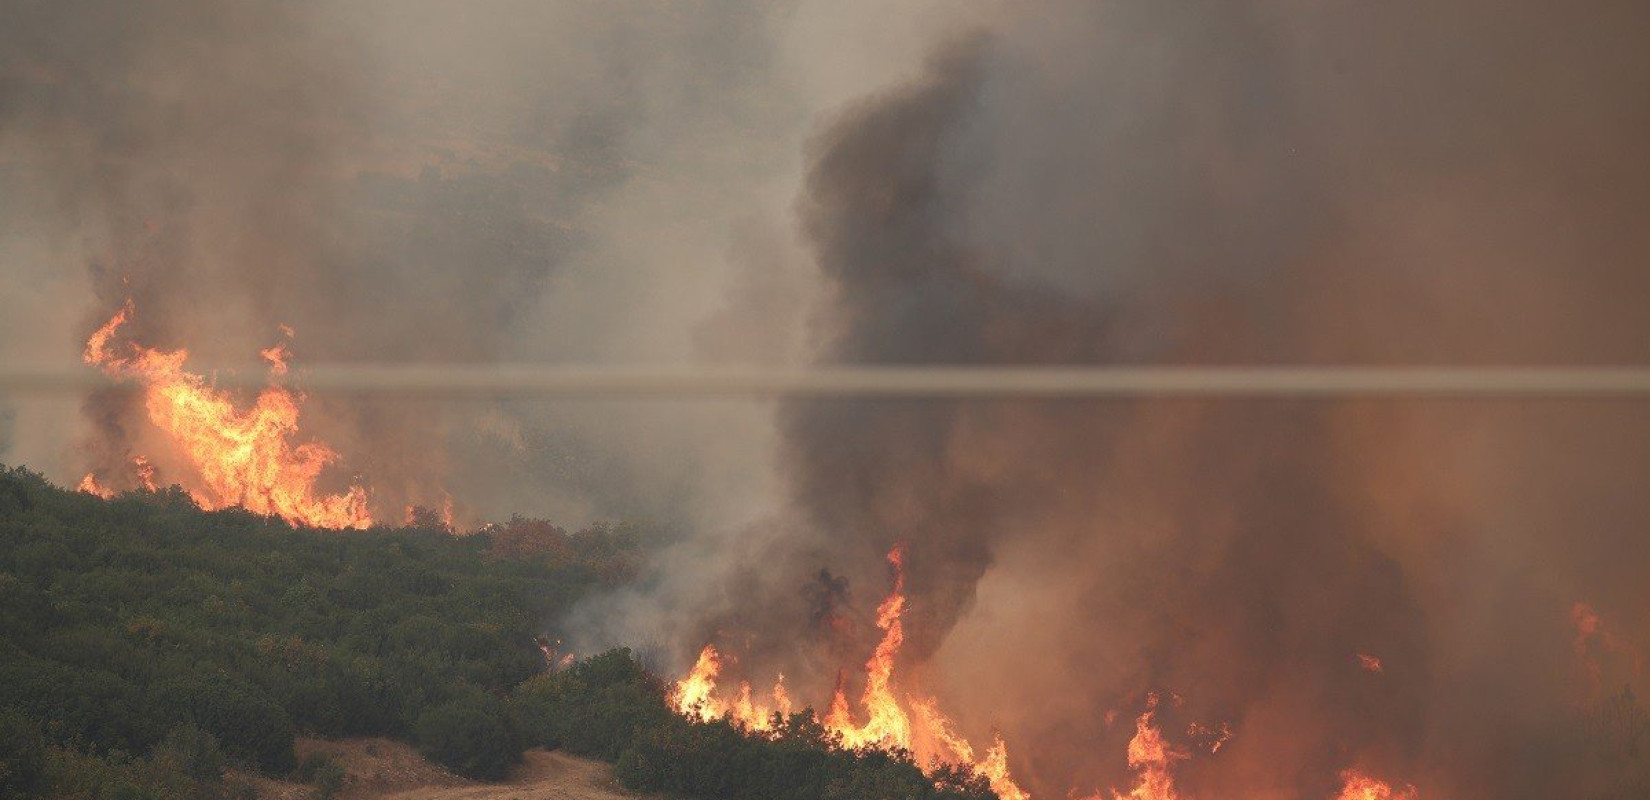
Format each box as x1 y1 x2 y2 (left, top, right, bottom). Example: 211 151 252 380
149 725 225 783
148 672 296 773
0 710 47 800
0 465 642 780
514 649 671 760
311 763 346 800
413 692 523 780
39 748 159 800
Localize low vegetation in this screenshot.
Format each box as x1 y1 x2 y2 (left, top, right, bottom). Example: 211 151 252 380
0 466 1003 800
514 649 1000 800
0 466 641 798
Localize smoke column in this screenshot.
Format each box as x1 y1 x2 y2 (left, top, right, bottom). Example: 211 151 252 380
4 2 1648 797
1 0 930 525
590 3 1650 799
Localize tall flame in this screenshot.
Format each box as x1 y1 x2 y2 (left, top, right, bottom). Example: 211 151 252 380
828 545 913 750
1083 695 1185 800
80 302 372 529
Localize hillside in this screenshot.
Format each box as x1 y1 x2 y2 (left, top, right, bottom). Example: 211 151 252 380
0 466 1003 800
0 465 648 799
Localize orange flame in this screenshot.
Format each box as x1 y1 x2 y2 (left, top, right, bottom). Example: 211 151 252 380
1357 653 1384 673
132 455 158 491
830 545 913 750
671 546 1030 800
670 547 1430 800
76 472 113 498
81 302 371 529
977 733 1031 800
1112 695 1186 800
671 644 791 732
1334 770 1419 800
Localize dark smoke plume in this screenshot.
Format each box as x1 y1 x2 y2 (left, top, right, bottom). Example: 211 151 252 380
4 2 1648 798
681 3 1650 799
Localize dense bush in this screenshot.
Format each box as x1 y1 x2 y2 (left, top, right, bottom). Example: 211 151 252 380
35 735 256 800
414 691 524 780
0 465 1005 799
0 710 47 800
0 465 648 788
514 648 674 760
518 649 1000 800
149 725 227 784
294 753 347 800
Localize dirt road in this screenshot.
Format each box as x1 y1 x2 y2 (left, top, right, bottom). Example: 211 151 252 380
378 750 639 800
244 740 644 800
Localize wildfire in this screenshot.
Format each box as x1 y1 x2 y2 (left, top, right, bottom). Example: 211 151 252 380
1357 653 1384 673
1103 695 1186 800
827 545 913 750
535 638 577 671
672 644 792 732
667 548 1422 800
79 302 372 529
76 472 111 497
670 546 1030 800
1334 770 1418 800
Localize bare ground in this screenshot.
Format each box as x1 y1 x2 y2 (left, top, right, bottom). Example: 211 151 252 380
239 739 646 800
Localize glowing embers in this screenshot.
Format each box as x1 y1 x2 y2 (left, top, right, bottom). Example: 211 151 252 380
79 301 371 529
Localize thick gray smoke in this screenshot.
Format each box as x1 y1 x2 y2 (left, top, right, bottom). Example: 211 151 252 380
754 3 1650 799
4 2 1649 798
0 0 855 525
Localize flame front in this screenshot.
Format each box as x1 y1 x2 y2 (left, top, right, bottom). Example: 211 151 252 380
672 546 1030 800
671 644 792 732
80 302 371 529
667 548 1429 800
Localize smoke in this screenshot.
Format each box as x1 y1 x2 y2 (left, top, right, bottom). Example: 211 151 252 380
583 2 1650 799
5 1 1649 798
0 0 881 526
764 3 1649 799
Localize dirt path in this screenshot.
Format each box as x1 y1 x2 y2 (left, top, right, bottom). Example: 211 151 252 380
379 750 639 800
242 740 645 800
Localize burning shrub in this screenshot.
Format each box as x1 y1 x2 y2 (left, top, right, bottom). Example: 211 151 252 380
514 649 1000 800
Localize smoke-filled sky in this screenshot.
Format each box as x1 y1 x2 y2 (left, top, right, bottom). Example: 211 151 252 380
3 2 1649 798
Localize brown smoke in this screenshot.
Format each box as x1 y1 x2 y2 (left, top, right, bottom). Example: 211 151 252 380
4 2 1648 796
713 3 1650 798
